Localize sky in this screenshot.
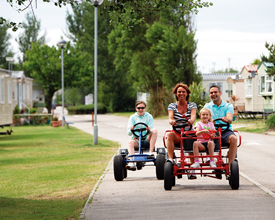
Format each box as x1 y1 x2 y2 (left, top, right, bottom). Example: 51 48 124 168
1 0 275 73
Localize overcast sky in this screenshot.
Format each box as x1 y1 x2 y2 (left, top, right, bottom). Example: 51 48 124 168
1 0 275 73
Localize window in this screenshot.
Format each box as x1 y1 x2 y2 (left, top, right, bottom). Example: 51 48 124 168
1 78 4 103
261 76 273 93
209 82 223 93
261 76 265 93
228 83 233 98
245 79 252 97
266 76 273 93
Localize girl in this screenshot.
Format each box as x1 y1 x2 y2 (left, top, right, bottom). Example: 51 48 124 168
191 108 217 169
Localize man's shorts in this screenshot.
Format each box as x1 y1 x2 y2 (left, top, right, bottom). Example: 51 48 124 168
221 130 236 146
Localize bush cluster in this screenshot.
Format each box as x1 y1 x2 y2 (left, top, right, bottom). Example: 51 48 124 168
266 114 275 130
67 103 107 115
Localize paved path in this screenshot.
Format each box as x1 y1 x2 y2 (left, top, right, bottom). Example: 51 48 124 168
64 114 275 220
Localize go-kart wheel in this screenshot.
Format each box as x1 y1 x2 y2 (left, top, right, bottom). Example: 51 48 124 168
123 166 127 179
136 162 143 170
215 169 222 180
156 154 165 180
164 161 173 190
173 118 192 133
113 155 124 181
230 160 239 190
172 175 176 186
131 122 150 138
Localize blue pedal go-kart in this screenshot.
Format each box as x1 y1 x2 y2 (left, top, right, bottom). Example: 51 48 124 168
163 118 241 190
113 122 166 181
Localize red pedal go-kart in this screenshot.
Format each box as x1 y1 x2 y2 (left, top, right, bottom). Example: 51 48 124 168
163 118 241 190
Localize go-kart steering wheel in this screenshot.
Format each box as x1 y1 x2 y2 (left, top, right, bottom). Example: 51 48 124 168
131 122 150 138
173 118 192 133
213 118 230 131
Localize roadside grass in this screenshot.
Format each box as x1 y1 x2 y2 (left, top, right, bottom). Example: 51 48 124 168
232 118 267 133
0 126 118 220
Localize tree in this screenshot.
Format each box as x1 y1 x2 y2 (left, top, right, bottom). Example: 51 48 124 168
16 13 46 61
0 24 12 68
215 68 239 73
66 2 136 112
1 0 212 31
189 81 210 117
24 42 92 113
263 42 275 80
251 58 261 65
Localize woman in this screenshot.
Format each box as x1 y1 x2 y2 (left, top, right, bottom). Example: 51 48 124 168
166 83 197 163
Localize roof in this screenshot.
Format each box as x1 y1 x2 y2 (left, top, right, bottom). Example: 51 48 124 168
258 62 274 69
241 65 258 73
201 73 239 81
11 71 24 79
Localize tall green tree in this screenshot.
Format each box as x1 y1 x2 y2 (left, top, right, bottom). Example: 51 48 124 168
66 3 136 112
263 42 275 80
0 24 11 68
2 1 212 31
16 13 46 64
24 42 92 112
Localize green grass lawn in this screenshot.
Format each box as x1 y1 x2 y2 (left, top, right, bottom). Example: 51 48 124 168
0 126 118 220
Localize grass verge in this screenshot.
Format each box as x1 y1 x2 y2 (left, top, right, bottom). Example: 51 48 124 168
0 126 118 220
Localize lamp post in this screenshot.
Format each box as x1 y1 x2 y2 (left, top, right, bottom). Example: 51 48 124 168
91 0 104 145
58 39 67 127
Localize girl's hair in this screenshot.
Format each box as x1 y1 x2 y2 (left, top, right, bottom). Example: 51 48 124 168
199 108 213 122
135 100 146 108
172 83 191 101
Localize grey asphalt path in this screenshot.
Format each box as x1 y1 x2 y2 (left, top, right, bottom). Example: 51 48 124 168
64 114 275 220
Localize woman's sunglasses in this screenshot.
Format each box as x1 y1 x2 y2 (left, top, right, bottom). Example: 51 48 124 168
137 107 145 110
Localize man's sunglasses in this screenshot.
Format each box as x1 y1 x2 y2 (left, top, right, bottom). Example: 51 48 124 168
137 107 145 110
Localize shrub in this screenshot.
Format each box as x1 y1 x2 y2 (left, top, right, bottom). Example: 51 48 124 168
13 105 20 115
67 103 107 115
266 114 275 130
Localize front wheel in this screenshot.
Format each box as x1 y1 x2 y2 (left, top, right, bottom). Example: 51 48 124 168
156 154 165 180
164 162 173 190
230 160 239 189
113 155 124 181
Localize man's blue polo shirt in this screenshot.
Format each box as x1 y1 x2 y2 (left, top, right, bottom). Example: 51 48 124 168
204 100 234 130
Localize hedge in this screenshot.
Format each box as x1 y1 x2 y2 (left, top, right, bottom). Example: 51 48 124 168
66 103 107 115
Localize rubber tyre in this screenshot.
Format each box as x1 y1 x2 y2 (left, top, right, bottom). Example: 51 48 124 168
172 175 176 186
137 162 143 170
230 160 239 190
113 155 124 181
164 162 173 190
156 154 165 180
123 166 127 179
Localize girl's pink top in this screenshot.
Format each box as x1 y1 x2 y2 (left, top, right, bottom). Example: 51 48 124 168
194 121 215 143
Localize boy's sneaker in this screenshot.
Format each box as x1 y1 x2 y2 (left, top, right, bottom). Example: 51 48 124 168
205 157 210 163
126 163 136 171
190 162 200 168
210 161 217 167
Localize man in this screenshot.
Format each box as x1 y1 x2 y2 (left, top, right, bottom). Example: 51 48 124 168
204 85 238 170
126 101 157 171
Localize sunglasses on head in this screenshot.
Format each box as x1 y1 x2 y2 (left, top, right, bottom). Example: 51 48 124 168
137 107 145 110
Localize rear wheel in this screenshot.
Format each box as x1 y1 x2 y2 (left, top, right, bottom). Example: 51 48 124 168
156 154 165 180
164 162 173 190
230 160 239 189
123 166 127 179
113 155 124 181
